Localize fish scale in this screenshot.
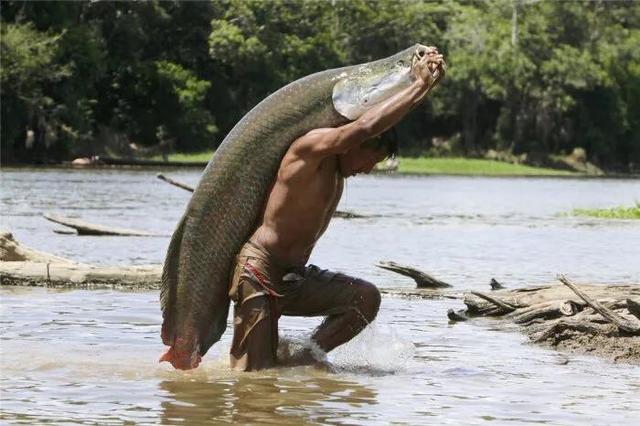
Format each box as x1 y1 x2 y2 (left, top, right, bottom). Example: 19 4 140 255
160 44 426 369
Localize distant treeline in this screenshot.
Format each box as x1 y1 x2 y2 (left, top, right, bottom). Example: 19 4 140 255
1 1 639 170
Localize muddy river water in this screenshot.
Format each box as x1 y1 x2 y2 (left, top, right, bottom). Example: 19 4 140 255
1 168 639 424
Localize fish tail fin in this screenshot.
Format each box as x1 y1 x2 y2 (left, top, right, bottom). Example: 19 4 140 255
159 336 202 370
160 215 187 347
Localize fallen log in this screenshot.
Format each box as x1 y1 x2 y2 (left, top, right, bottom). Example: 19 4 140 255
0 261 161 289
156 173 370 219
1 232 160 288
452 278 640 364
559 275 640 334
1 231 77 263
44 213 159 237
376 261 451 288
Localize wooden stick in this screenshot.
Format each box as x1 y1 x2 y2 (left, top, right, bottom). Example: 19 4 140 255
156 173 195 192
470 291 517 313
558 275 640 334
43 213 159 237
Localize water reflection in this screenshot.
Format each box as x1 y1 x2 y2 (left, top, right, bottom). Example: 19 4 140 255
159 372 377 424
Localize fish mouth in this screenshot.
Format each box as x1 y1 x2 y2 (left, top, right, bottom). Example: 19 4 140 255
332 44 432 121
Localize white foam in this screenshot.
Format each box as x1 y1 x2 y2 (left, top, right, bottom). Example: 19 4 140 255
328 322 415 373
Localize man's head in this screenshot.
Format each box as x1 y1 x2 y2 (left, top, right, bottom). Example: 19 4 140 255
338 130 398 177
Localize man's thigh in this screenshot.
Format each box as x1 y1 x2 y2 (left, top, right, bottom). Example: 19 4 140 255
278 266 372 317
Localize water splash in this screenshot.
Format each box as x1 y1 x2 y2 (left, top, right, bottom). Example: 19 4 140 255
328 322 415 374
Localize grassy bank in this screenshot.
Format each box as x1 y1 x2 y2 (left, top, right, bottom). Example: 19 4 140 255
398 157 577 176
154 152 213 162
158 152 578 176
570 204 640 220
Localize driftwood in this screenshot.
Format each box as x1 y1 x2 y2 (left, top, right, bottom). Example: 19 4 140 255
0 261 161 289
1 231 77 263
156 173 370 219
0 232 159 288
452 278 640 364
376 261 451 288
558 275 640 334
44 213 159 237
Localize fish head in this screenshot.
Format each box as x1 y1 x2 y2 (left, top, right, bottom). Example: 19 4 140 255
332 43 439 120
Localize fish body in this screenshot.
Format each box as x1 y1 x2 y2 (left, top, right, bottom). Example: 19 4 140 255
160 44 431 370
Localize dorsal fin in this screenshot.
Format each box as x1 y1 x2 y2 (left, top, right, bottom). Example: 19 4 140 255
160 215 187 346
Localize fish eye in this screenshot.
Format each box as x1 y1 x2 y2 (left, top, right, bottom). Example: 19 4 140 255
396 60 406 67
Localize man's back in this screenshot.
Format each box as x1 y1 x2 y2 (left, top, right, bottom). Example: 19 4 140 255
251 135 344 268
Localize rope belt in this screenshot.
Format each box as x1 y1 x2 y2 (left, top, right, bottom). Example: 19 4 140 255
243 262 283 298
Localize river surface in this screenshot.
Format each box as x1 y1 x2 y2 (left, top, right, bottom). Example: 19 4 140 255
1 168 639 424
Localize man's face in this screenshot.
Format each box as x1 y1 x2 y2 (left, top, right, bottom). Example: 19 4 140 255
339 145 388 177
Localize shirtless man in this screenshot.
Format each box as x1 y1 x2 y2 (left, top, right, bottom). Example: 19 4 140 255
228 47 445 371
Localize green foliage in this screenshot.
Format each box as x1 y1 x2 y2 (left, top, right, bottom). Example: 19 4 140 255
155 61 217 149
0 22 70 161
571 203 640 220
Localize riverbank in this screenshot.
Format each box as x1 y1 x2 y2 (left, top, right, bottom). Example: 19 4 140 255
398 157 577 176
147 151 579 176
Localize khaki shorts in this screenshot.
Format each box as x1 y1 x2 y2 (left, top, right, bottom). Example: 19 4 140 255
228 240 362 371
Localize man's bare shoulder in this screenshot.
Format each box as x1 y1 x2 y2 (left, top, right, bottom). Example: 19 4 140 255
279 129 338 181
289 127 337 155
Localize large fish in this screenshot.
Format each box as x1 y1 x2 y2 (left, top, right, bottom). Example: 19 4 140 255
160 43 440 369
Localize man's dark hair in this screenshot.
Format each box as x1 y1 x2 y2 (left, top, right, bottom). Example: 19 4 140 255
362 127 398 159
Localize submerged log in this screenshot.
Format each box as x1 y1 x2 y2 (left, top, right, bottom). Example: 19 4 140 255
490 278 505 290
44 213 159 237
376 261 451 288
455 278 640 364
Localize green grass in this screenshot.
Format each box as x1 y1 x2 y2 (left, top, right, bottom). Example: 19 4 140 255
398 157 577 176
154 152 577 176
571 203 640 220
151 151 213 162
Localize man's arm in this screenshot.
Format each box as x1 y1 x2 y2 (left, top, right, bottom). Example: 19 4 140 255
292 50 445 157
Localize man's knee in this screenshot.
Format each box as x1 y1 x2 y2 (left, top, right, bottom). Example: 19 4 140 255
353 279 381 323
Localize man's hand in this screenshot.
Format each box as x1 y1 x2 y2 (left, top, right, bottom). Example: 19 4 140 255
413 46 445 87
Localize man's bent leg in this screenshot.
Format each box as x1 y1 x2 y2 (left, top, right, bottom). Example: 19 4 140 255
311 277 381 353
279 270 381 360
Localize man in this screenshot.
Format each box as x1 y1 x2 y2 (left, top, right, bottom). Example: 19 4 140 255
228 47 445 371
